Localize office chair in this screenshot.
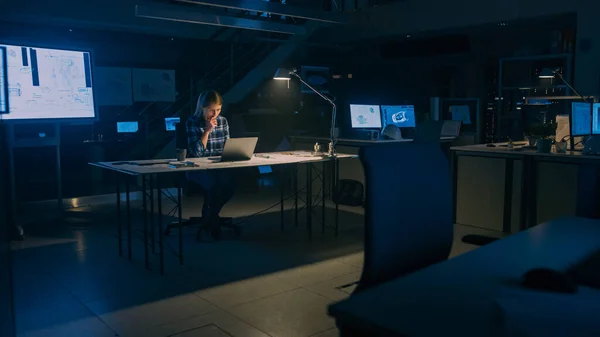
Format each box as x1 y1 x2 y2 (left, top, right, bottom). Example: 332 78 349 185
163 122 241 240
356 142 454 292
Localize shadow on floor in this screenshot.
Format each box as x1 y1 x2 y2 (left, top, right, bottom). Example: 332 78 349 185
11 201 364 336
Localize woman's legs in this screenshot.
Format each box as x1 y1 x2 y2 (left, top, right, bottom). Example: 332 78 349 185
187 170 237 239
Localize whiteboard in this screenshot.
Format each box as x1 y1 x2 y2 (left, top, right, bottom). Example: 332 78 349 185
132 68 176 102
94 67 132 106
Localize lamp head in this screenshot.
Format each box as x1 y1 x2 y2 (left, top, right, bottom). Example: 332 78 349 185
539 68 556 79
274 68 292 80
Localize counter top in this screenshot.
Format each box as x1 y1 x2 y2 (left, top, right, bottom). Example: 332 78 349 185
291 136 456 144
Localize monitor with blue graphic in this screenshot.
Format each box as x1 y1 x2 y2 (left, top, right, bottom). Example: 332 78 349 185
381 105 416 128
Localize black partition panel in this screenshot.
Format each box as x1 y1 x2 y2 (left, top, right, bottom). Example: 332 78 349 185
0 124 16 337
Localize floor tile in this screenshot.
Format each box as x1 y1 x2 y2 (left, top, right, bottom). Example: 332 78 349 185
196 274 299 309
16 317 116 337
228 288 336 337
171 324 231 337
303 272 361 302
85 293 217 336
311 328 340 337
272 259 360 287
144 310 270 337
334 252 363 268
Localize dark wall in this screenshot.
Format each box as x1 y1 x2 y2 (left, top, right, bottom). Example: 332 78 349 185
0 123 16 337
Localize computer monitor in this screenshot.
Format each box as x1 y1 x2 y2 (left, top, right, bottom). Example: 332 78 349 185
0 46 7 114
381 105 416 128
350 104 382 129
593 103 600 135
117 121 138 133
571 102 592 136
165 117 180 131
0 43 97 121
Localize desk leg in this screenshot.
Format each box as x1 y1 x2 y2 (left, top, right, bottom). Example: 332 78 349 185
450 152 458 224
116 174 122 257
142 176 149 270
177 179 183 265
294 164 298 227
149 175 155 254
527 159 538 228
307 163 312 239
156 174 164 275
280 166 285 232
125 176 132 261
335 159 339 238
519 157 530 231
322 162 326 235
502 158 514 233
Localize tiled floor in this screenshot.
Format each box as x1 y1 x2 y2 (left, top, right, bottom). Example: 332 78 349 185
10 190 504 337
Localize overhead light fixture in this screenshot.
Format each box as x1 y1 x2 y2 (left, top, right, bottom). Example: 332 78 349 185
538 68 556 78
273 68 291 80
273 67 337 157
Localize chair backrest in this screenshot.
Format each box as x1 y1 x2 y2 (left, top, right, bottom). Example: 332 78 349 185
414 120 443 144
175 122 188 150
356 142 453 292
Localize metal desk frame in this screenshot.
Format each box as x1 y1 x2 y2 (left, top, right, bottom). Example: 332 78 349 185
92 153 349 274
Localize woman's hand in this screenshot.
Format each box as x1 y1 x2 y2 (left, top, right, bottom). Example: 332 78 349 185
205 117 217 133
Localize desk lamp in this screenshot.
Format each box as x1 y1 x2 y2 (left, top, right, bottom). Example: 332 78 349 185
527 68 600 153
274 68 337 157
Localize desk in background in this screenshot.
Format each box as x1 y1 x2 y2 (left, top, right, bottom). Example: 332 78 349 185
290 136 457 190
90 151 357 274
329 217 600 337
451 144 600 233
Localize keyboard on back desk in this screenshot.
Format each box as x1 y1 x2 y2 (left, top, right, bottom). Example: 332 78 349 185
567 248 600 289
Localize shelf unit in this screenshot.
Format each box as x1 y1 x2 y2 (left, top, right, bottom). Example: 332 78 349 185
496 53 573 141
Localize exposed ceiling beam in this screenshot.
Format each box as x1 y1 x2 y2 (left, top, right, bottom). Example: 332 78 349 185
135 4 307 35
173 0 349 24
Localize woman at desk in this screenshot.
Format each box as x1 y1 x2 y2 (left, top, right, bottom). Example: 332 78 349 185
186 90 235 241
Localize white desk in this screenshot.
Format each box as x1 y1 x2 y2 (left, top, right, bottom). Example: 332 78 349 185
90 151 357 274
291 136 456 146
329 216 600 337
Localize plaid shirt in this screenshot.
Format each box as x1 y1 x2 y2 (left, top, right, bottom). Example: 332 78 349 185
186 115 230 157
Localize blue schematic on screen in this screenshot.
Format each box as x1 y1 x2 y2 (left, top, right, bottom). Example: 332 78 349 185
0 43 96 121
0 47 7 114
571 102 592 136
349 104 382 129
381 105 416 128
593 103 600 135
165 117 180 131
117 121 138 133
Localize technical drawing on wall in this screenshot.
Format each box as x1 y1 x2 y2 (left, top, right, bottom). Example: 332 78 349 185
0 44 96 120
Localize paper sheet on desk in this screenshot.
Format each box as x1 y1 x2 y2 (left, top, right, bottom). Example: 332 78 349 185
496 290 600 337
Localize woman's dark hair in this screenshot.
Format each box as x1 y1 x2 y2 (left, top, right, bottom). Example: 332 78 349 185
197 90 223 108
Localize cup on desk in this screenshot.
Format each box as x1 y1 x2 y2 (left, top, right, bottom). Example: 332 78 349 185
555 141 568 153
176 149 187 161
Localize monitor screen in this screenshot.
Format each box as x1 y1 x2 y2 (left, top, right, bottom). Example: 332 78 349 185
381 105 416 128
0 46 7 114
593 103 600 135
0 43 96 121
165 117 180 131
571 102 592 136
117 121 138 133
350 104 382 129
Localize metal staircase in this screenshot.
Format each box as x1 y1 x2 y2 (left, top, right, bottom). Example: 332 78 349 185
131 40 277 159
